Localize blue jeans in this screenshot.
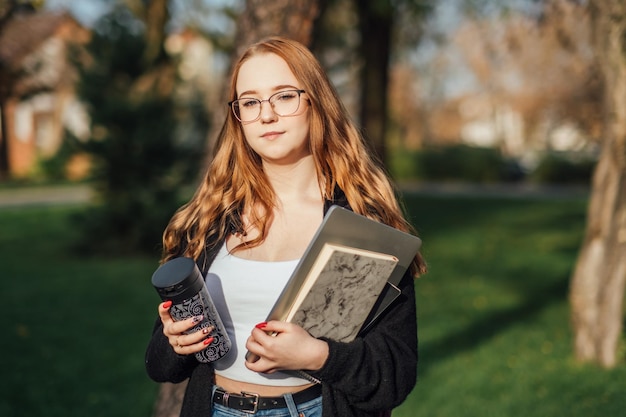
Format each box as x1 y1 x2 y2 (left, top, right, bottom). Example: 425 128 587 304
211 386 323 417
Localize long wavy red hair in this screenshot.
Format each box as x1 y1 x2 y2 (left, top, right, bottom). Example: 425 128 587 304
162 36 425 276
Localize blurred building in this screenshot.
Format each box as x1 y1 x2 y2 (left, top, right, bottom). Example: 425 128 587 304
0 8 90 178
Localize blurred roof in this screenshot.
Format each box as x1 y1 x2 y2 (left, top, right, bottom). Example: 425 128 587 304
0 8 89 97
0 9 82 72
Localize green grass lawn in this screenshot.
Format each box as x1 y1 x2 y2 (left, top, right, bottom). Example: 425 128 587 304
396 194 626 417
0 205 159 417
1 192 624 417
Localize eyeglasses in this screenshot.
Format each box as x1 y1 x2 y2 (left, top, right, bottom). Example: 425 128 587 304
228 89 306 123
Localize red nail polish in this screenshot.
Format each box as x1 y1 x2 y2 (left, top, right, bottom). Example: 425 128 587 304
162 300 172 309
204 337 215 345
255 322 267 329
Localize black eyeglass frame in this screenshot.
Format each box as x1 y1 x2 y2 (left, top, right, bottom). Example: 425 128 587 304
228 89 306 123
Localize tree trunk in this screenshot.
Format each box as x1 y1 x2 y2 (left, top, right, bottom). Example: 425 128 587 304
356 0 393 165
151 382 188 417
0 99 10 179
233 0 321 57
142 0 169 67
152 2 323 416
569 0 626 369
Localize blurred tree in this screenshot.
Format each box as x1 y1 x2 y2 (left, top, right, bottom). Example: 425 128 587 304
308 0 359 110
355 0 393 163
74 3 204 255
355 0 431 164
306 0 432 166
122 0 177 67
569 0 626 369
451 0 600 155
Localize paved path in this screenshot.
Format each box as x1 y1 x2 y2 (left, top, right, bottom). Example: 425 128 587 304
0 182 589 209
0 184 94 208
397 181 589 200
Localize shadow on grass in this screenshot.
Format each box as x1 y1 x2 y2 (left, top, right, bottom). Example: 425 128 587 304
418 277 569 376
402 194 587 244
403 195 502 237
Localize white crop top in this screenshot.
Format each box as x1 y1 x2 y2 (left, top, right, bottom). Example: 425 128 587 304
205 241 310 386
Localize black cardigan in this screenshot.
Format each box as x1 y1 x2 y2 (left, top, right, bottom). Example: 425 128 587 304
145 191 418 417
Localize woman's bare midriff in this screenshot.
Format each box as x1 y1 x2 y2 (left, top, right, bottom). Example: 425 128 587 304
214 374 314 396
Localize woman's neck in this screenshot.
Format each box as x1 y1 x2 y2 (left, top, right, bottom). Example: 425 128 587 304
263 155 321 205
230 155 324 262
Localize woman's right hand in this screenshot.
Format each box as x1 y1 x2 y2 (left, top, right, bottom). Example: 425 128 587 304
158 301 215 355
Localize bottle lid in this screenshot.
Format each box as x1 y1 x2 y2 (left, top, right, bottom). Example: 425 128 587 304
151 257 204 302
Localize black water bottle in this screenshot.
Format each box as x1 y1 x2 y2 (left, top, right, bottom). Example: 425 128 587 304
151 257 231 362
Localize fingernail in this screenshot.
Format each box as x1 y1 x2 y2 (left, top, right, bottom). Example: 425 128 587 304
202 327 210 334
192 315 204 324
162 300 172 309
204 337 215 345
255 322 267 329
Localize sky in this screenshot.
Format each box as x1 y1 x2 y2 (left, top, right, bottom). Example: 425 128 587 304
44 0 239 30
44 0 113 26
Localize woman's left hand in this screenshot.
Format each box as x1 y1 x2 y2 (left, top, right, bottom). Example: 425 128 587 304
244 321 329 374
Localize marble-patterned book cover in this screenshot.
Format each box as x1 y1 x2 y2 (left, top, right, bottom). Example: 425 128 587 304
288 243 398 342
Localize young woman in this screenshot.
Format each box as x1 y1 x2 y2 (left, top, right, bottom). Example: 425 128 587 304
145 36 425 417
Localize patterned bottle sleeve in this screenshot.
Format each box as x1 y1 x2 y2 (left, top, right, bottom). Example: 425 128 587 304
169 288 231 362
